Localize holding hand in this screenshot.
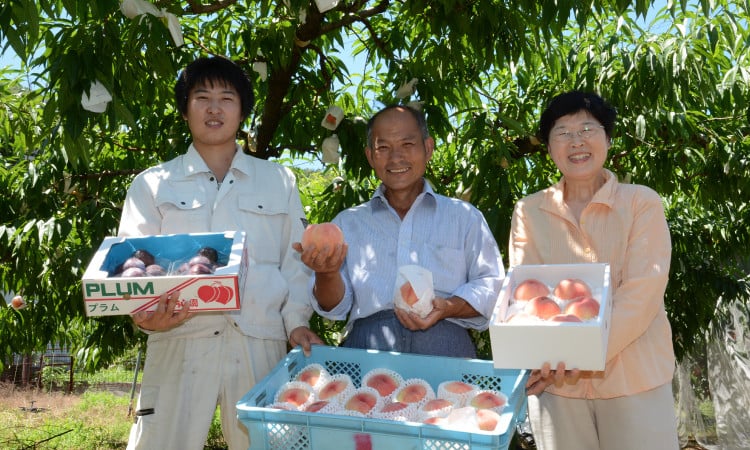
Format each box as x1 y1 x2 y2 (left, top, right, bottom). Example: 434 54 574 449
292 241 347 274
131 289 192 332
525 362 581 396
289 326 325 356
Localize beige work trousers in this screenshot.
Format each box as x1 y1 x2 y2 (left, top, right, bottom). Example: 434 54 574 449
126 324 286 450
528 382 679 450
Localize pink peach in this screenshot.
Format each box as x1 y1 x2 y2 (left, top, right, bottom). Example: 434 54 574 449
422 398 453 412
399 282 419 307
344 392 378 414
469 391 507 410
318 379 349 401
553 278 592 301
514 278 550 301
304 400 330 412
565 297 600 320
366 373 400 397
297 367 322 387
380 401 410 413
525 296 561 320
395 384 427 404
441 381 475 394
277 387 311 407
301 222 344 251
476 408 502 431
548 313 583 323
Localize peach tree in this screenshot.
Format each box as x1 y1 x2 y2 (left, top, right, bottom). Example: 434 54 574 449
1 0 749 371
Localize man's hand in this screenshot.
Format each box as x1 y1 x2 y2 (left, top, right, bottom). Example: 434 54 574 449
289 326 325 356
131 289 192 332
525 362 581 396
394 296 478 331
292 241 347 274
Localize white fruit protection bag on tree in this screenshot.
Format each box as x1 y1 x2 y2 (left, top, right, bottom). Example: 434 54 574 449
393 265 434 319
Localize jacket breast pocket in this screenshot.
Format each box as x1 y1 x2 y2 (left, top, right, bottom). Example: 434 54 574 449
237 196 290 264
155 185 209 234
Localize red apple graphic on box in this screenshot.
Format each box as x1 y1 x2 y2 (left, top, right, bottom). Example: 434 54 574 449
197 282 233 304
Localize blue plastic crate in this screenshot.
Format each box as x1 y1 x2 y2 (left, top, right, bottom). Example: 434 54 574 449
237 345 529 450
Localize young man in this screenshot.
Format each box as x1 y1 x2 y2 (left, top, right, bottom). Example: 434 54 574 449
296 105 504 358
119 56 322 450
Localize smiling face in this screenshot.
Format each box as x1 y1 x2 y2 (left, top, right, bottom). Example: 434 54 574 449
547 110 610 183
184 80 243 153
365 107 434 202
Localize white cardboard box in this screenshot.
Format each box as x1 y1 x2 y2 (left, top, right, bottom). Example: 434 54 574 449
489 263 612 370
82 231 247 317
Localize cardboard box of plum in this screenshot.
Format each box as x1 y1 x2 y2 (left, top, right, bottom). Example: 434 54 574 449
489 263 612 371
82 231 247 317
237 345 529 450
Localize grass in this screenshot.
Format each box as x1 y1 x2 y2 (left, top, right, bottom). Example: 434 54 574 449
0 382 228 450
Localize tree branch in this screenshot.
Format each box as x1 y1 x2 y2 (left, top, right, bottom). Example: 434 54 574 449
183 0 238 14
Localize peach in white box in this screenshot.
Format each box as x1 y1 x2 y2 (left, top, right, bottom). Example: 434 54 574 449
489 263 612 371
82 231 247 317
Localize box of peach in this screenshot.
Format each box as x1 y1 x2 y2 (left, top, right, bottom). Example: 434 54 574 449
237 345 529 450
82 231 247 317
488 263 612 371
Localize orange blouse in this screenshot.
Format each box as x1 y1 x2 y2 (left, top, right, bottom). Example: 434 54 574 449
509 169 675 399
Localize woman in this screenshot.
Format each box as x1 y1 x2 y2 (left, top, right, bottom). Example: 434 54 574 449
511 91 679 449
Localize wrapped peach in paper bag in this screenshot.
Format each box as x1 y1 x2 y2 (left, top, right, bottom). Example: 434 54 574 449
393 265 434 318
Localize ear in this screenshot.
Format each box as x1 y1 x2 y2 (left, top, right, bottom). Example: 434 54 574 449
365 146 375 168
424 136 435 160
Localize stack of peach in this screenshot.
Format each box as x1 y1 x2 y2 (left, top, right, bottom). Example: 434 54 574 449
505 277 600 324
267 363 508 433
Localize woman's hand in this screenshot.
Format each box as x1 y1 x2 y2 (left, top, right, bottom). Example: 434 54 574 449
526 362 581 396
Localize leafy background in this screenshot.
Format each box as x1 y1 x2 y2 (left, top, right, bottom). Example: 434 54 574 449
1 0 749 370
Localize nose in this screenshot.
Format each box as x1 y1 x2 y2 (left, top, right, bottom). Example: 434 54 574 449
207 98 221 113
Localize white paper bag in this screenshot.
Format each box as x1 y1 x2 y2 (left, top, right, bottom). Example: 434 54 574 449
393 265 434 318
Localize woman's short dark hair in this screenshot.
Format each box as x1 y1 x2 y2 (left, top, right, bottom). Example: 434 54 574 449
538 91 617 145
367 105 429 149
174 56 254 121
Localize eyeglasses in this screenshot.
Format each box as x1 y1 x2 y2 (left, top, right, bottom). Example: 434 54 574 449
550 125 605 143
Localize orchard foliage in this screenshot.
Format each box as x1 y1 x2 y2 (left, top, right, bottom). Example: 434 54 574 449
1 0 749 370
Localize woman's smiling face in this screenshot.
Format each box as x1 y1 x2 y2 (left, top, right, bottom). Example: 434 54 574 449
547 110 610 182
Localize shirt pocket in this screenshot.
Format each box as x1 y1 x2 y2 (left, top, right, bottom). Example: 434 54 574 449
155 182 209 233
237 195 290 264
420 243 466 295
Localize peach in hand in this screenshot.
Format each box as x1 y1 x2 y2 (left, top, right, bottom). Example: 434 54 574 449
399 282 419 307
513 278 550 301
565 297 600 320
525 296 561 320
553 278 592 301
301 222 344 251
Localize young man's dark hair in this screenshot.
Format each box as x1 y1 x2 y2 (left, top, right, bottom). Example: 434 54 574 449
174 56 254 121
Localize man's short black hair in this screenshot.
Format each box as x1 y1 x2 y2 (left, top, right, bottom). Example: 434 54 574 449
174 56 254 121
538 91 617 145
